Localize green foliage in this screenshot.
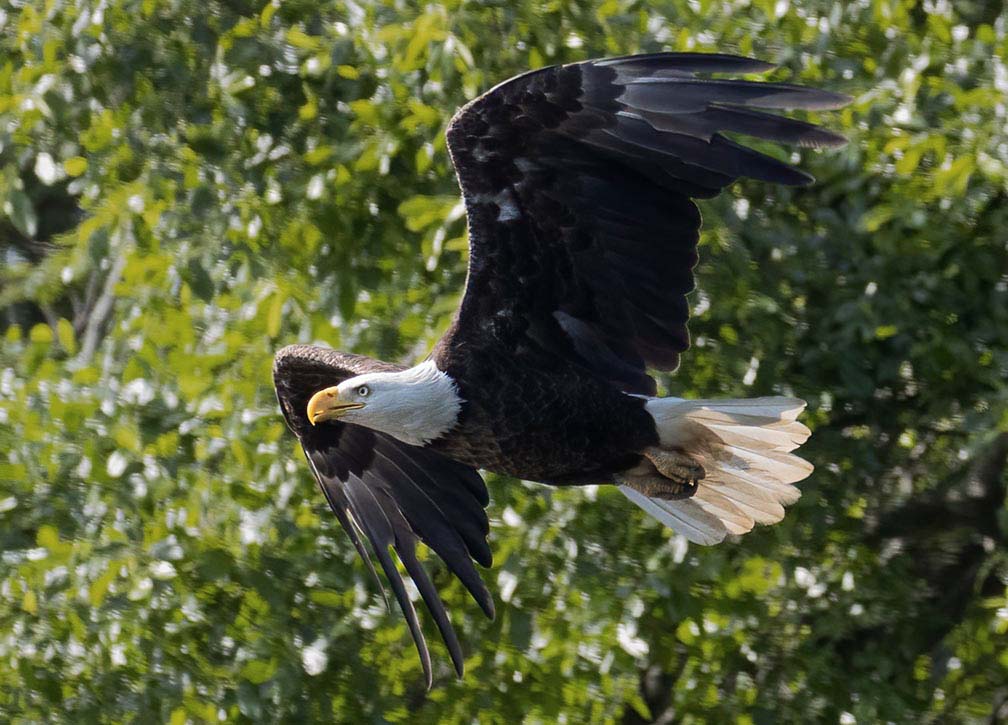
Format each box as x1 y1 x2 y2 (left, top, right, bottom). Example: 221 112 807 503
2 0 1007 722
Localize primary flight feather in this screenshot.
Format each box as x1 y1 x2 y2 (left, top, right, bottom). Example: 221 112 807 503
273 52 848 687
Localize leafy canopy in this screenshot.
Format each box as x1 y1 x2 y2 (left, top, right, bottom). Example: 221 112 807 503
1 0 1007 722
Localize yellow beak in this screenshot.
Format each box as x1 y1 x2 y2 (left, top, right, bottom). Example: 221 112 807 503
306 386 365 425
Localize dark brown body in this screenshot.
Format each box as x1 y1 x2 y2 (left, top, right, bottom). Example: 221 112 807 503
274 344 658 485
430 335 660 485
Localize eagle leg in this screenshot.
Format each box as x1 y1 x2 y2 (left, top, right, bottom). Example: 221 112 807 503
644 447 706 484
617 448 705 500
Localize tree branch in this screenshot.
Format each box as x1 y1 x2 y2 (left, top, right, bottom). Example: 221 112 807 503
77 252 127 364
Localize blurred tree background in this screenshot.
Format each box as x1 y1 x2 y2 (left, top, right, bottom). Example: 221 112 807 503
1 0 1007 722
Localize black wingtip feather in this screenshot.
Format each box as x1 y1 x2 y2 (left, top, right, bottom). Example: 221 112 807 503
306 452 394 611
338 477 435 689
638 104 848 149
572 55 847 193
710 133 816 186
374 542 434 690
397 543 466 679
593 52 777 75
370 442 494 580
618 78 850 115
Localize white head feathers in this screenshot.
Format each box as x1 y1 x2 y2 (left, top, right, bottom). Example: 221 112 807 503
334 360 462 447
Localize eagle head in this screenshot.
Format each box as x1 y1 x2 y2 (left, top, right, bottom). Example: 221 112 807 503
306 360 462 447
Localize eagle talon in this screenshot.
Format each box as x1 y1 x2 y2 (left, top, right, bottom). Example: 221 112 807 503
616 471 699 500
616 448 705 501
623 447 706 500
643 447 705 481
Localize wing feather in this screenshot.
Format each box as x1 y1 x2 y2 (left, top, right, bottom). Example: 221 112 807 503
305 451 391 610
274 346 493 686
342 476 434 687
370 446 494 614
440 53 846 392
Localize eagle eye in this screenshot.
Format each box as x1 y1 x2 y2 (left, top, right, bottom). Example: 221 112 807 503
357 385 370 397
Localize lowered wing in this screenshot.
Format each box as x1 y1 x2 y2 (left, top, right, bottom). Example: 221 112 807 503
273 345 493 688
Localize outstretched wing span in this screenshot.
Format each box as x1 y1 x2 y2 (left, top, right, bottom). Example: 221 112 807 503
273 346 493 688
442 53 847 394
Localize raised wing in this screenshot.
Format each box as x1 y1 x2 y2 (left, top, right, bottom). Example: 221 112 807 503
273 345 494 688
444 53 847 394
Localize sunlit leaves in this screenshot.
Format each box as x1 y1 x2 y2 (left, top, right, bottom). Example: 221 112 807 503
0 0 1006 722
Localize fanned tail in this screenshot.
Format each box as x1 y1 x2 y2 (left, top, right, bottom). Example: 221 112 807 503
621 396 813 545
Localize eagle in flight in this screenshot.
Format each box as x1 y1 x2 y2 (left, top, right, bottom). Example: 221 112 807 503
273 52 847 686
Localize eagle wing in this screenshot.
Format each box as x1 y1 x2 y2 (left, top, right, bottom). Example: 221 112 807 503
273 346 493 688
442 53 847 394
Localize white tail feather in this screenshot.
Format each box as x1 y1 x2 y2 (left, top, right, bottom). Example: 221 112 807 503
619 486 731 545
621 396 813 545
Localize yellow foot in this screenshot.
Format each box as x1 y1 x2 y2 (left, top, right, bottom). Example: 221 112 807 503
616 472 697 500
625 448 705 499
644 447 705 482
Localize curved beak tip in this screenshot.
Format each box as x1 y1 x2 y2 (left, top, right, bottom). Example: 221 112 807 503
306 387 338 426
306 386 364 425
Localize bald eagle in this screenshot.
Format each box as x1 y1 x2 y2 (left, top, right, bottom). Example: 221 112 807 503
273 53 847 685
